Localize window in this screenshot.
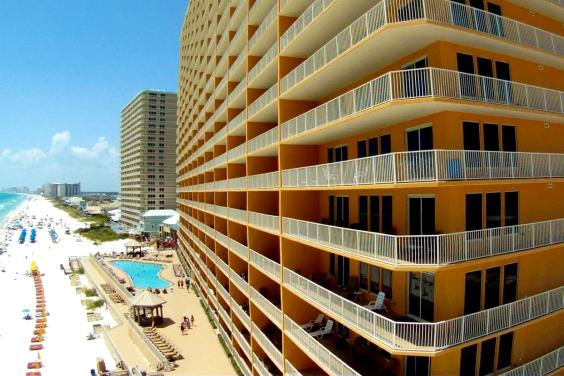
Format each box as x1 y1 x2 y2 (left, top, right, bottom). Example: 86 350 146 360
369 266 379 292
497 332 513 370
464 271 482 314
484 267 500 309
408 272 434 321
460 344 477 376
406 357 430 376
359 196 368 230
382 196 393 234
479 338 496 375
382 269 392 298
504 192 518 227
369 196 380 232
486 192 501 228
368 137 378 156
357 140 367 158
381 134 391 154
503 263 518 304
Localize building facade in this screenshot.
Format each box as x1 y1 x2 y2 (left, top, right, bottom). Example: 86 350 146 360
120 90 178 230
177 1 564 375
42 182 81 198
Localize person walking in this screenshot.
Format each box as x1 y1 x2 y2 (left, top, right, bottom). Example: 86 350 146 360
190 315 195 327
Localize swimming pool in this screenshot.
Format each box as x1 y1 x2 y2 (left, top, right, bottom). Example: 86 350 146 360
111 260 171 289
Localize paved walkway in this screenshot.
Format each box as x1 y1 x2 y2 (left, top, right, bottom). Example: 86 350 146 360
85 254 236 375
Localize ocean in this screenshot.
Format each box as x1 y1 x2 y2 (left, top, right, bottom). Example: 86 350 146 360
0 193 26 223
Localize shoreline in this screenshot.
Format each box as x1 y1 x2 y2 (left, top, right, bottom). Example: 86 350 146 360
0 196 125 375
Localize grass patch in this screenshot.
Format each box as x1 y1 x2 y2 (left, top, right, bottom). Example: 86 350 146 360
75 224 129 243
217 334 244 376
49 199 109 225
86 299 105 310
83 287 98 297
72 266 84 275
199 298 217 329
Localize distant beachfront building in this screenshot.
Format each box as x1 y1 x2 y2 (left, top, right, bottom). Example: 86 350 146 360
140 209 177 236
120 90 178 231
42 182 81 198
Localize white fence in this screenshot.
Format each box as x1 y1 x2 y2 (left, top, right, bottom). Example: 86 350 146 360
284 268 564 352
248 126 278 154
283 217 564 266
280 0 334 50
250 249 281 282
249 42 278 84
249 83 278 118
248 171 278 189
251 287 283 327
249 212 280 232
252 322 284 370
282 150 564 187
500 346 563 376
284 315 360 376
249 5 277 52
233 325 252 359
281 67 564 140
232 297 252 329
282 0 564 94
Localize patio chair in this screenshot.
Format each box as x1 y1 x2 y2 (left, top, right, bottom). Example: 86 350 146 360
363 292 388 312
300 314 324 332
310 320 334 339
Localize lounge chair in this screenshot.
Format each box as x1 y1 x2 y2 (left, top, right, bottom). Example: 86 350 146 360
364 292 388 312
310 320 334 339
300 314 324 332
29 344 43 351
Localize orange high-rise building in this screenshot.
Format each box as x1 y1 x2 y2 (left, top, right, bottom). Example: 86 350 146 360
177 1 564 375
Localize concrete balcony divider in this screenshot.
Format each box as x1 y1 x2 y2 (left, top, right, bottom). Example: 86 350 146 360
284 268 564 353
281 67 564 140
284 315 361 376
283 216 564 266
282 150 564 187
250 249 282 282
500 346 564 376
252 322 284 370
251 287 283 327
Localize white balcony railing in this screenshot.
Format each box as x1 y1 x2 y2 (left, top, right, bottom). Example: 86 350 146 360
230 269 250 297
253 354 273 376
232 297 252 329
249 42 278 83
230 239 250 260
250 249 281 282
282 150 564 187
228 109 247 132
281 0 564 93
229 176 247 191
283 216 564 266
249 83 278 118
281 68 564 140
285 359 303 376
252 322 284 370
217 280 230 303
249 5 277 52
249 212 280 232
251 287 283 327
228 142 246 161
229 49 246 78
228 78 246 104
500 346 564 376
280 0 334 50
233 325 252 359
284 268 564 352
248 171 278 190
285 315 361 376
248 126 278 154
229 207 248 223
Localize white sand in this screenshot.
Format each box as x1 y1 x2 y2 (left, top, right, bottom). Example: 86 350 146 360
0 195 129 375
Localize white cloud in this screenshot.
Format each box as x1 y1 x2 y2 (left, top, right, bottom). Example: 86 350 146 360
71 137 118 161
0 148 46 165
50 130 71 154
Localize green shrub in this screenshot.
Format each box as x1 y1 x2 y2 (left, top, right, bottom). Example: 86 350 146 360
83 288 98 297
217 334 244 376
199 299 217 329
86 299 105 310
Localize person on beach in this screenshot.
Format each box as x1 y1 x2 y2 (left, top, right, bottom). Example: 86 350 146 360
180 322 186 334
190 315 195 327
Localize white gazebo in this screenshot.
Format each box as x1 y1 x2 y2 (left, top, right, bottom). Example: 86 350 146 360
130 290 166 327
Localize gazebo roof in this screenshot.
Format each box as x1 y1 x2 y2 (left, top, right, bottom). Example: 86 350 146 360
125 240 143 248
131 290 166 307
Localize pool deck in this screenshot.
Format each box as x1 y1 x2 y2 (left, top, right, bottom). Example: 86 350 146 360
83 252 237 375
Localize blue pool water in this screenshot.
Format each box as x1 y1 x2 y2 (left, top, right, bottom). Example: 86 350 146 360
112 260 171 289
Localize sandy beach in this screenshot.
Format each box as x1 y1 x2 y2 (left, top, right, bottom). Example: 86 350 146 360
0 195 127 375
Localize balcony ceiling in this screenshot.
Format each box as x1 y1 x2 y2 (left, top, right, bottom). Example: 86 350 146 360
282 22 564 101
505 0 564 23
283 99 564 145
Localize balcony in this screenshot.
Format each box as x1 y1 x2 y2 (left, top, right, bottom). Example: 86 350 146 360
229 16 248 56
232 297 251 329
227 77 247 108
280 0 564 99
230 238 250 261
228 109 246 135
249 5 277 55
232 325 252 360
229 50 246 82
248 126 278 156
250 249 281 283
249 211 280 233
230 269 250 297
282 150 564 187
499 345 564 376
283 216 564 267
248 42 278 88
284 315 361 376
248 82 278 122
251 322 284 370
228 207 248 224
248 171 278 190
251 287 283 328
281 68 564 144
284 268 564 353
229 176 247 191
253 353 279 376
228 142 246 162
249 0 277 25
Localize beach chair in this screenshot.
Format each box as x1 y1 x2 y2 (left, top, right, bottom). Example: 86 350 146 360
310 320 334 339
300 314 324 332
29 344 43 351
363 292 388 312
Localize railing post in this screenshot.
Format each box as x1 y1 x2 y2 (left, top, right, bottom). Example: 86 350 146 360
434 150 439 181
392 153 398 183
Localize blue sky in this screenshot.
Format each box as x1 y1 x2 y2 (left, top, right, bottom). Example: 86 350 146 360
0 1 188 191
